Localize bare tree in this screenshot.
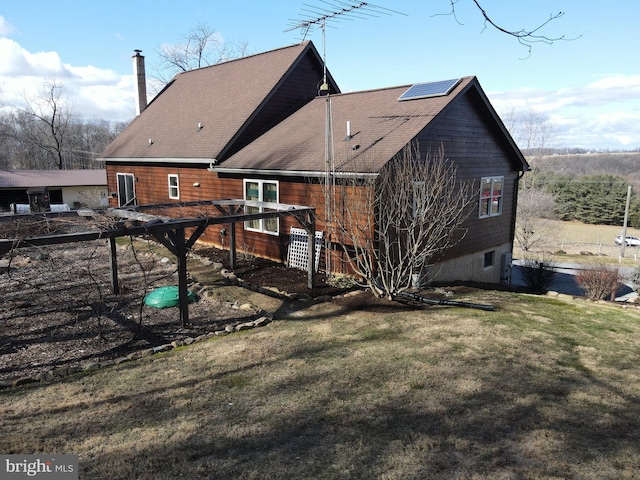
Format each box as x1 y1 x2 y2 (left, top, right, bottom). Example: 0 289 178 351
507 107 554 191
515 188 557 252
21 79 73 169
153 22 248 84
328 144 474 298
503 106 559 253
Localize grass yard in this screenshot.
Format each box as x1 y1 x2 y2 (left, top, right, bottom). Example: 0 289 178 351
1 289 639 479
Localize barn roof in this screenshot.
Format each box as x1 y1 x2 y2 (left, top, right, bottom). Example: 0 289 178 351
0 170 107 188
99 41 339 162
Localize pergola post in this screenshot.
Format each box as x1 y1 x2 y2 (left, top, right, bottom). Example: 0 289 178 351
175 228 190 327
229 221 236 271
307 220 316 289
109 237 119 294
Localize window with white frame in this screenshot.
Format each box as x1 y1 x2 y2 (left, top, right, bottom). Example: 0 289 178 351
244 179 279 235
168 174 179 199
479 176 503 218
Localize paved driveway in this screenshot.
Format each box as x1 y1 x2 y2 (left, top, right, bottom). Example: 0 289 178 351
511 260 637 302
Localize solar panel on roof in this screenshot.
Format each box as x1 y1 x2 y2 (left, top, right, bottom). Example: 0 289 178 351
398 78 462 101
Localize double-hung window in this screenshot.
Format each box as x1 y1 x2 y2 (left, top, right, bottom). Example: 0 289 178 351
244 179 279 235
168 174 180 199
479 176 503 218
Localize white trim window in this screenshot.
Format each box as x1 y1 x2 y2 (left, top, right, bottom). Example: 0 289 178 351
244 179 279 235
479 176 503 218
168 174 180 199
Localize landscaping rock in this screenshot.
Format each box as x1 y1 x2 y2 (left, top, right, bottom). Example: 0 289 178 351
253 316 272 327
13 376 36 387
235 322 254 331
127 351 143 360
35 371 54 382
52 366 70 377
153 344 173 353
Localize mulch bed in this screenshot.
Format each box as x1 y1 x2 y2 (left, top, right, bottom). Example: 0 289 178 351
0 241 265 383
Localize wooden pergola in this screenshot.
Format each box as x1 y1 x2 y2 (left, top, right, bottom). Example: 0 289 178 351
0 199 316 326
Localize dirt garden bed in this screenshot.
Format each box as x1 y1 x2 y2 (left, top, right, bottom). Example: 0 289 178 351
0 240 287 384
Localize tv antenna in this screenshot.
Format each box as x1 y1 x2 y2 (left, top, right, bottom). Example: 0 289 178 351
285 2 405 89
285 1 406 275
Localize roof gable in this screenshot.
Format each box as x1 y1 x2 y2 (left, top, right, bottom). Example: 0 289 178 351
99 42 338 162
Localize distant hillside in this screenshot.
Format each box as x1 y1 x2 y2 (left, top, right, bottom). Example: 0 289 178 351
530 151 640 187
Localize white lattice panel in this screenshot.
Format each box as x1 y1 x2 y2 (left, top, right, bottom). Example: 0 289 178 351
287 227 323 272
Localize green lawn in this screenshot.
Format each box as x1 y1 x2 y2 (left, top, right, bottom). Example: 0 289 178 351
2 290 640 479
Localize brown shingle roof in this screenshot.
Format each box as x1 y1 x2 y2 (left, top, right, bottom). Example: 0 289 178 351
219 77 477 173
100 42 333 161
0 170 107 188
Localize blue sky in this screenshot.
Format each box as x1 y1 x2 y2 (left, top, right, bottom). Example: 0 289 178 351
0 0 638 151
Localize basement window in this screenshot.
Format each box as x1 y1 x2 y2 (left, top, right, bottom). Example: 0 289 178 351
484 250 496 269
244 179 279 235
168 174 180 199
479 176 503 218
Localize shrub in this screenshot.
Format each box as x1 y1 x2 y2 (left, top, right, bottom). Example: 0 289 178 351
630 264 640 292
575 263 623 301
519 257 556 292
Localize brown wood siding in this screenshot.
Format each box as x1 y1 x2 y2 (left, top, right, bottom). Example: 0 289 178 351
417 93 522 261
105 164 329 263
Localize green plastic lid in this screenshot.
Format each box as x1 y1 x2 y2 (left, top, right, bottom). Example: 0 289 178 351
144 286 195 308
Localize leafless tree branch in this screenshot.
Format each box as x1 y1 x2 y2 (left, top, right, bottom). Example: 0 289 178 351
152 22 249 86
435 0 579 56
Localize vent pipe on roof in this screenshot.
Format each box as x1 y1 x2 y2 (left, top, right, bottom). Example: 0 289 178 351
133 50 147 116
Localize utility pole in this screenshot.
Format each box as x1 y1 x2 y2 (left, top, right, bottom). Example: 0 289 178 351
619 185 632 263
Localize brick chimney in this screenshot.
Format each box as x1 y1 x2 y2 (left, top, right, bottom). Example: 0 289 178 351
133 50 147 115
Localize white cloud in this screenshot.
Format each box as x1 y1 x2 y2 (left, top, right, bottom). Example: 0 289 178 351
0 16 14 36
0 37 136 122
0 38 75 77
490 74 640 150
